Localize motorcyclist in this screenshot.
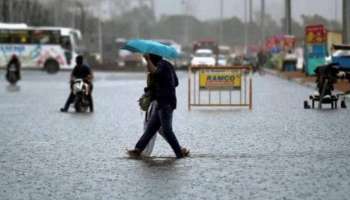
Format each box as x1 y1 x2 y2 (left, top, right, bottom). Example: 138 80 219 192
60 55 94 112
6 54 21 81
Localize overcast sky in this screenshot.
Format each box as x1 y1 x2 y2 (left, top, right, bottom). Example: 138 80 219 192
153 0 342 23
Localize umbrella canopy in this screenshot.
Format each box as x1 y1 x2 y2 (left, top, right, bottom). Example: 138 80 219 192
122 39 179 59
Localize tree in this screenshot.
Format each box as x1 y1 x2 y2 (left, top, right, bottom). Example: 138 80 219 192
301 14 341 32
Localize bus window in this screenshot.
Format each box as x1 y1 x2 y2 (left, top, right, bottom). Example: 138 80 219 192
0 30 10 43
32 30 60 44
12 30 29 44
0 30 30 44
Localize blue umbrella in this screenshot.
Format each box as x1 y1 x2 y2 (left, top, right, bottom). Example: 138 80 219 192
122 39 179 59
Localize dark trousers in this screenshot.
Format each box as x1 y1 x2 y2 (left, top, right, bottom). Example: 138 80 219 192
63 83 94 111
135 104 183 158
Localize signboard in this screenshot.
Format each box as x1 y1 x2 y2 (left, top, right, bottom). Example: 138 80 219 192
305 24 327 75
305 25 327 44
199 71 241 89
265 35 295 53
283 35 295 49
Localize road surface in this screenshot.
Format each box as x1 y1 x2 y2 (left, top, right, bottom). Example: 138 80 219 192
1 70 350 200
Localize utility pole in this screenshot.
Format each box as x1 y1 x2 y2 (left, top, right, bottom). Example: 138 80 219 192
244 0 248 53
72 4 76 28
76 2 86 34
249 0 253 24
219 0 224 45
343 0 350 43
150 0 155 18
332 0 338 30
182 0 190 45
335 0 338 24
285 0 292 35
98 2 103 63
260 0 265 45
52 1 57 26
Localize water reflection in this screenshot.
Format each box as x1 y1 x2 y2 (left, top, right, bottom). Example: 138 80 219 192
6 84 21 92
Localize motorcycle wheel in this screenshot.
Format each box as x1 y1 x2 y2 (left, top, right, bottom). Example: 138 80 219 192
74 95 83 112
74 99 88 113
8 73 18 85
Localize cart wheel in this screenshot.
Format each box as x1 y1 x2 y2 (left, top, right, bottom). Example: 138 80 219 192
341 100 347 109
304 101 310 109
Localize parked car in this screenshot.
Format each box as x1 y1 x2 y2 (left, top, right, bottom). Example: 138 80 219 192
117 49 146 67
190 49 216 66
218 54 228 66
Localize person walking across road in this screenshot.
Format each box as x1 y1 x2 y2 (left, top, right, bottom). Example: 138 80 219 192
128 54 189 159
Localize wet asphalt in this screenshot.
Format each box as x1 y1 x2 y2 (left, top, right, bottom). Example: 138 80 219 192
1 70 350 200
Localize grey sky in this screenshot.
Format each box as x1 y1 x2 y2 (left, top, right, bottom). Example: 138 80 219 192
154 0 342 23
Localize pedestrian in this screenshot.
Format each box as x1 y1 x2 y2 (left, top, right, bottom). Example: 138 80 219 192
6 54 21 81
60 55 94 112
128 54 189 159
140 72 187 157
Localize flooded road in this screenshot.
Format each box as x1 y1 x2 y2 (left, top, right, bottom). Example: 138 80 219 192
1 70 350 200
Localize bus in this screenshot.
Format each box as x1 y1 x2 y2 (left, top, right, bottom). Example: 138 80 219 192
0 23 82 73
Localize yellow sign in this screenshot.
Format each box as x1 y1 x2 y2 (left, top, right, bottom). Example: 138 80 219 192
199 71 241 89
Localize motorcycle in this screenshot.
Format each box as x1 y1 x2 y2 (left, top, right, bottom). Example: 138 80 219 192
72 79 90 112
6 64 19 85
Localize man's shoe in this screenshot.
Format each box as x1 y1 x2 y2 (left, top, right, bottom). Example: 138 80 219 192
127 149 142 158
60 108 68 112
179 148 190 158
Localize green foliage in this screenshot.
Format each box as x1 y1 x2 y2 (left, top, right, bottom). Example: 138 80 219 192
301 14 341 32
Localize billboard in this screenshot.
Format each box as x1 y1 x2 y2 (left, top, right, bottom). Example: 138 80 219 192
305 25 327 44
265 35 296 53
